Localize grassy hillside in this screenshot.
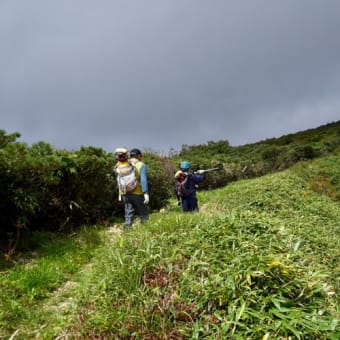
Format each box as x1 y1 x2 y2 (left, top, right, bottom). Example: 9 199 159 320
1 153 339 339
1 121 338 253
174 121 340 182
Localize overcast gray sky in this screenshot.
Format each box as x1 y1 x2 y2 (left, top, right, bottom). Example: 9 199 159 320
1 0 340 154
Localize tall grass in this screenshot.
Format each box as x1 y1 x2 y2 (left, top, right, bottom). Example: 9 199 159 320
1 155 339 339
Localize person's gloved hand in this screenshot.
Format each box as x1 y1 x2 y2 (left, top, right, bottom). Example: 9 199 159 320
143 193 149 204
196 170 205 175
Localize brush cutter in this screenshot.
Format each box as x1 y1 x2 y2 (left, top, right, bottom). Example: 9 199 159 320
194 163 224 175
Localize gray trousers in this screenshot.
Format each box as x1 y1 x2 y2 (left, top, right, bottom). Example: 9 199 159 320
123 193 149 227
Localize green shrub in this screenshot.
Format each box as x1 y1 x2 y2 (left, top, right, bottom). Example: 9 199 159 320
0 131 174 254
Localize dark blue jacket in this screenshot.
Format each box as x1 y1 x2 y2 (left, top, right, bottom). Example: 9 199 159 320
175 172 204 199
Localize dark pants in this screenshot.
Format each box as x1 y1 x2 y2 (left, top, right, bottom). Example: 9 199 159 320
123 193 149 227
181 195 199 212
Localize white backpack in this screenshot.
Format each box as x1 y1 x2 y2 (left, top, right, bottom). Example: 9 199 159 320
115 162 138 194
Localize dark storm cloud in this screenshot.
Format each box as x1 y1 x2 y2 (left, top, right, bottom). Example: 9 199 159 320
1 0 339 154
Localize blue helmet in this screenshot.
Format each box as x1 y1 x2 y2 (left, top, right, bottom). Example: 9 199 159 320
180 161 191 171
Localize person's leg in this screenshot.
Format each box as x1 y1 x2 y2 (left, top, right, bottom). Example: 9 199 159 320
186 196 199 212
138 198 149 223
192 196 199 211
128 194 149 223
123 195 134 229
181 198 189 212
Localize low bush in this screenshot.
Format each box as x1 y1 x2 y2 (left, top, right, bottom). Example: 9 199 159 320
0 133 174 254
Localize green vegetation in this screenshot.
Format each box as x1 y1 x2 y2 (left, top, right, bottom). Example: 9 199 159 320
1 122 339 338
1 121 339 253
1 154 339 339
175 121 340 181
0 134 173 253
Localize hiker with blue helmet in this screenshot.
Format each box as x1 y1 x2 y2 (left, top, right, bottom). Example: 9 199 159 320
174 160 205 212
114 147 149 230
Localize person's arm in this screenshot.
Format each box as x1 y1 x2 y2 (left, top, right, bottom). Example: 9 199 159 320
139 163 148 193
193 173 204 183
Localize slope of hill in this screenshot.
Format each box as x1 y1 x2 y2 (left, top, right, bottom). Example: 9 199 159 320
174 120 340 183
1 153 339 339
1 121 339 252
